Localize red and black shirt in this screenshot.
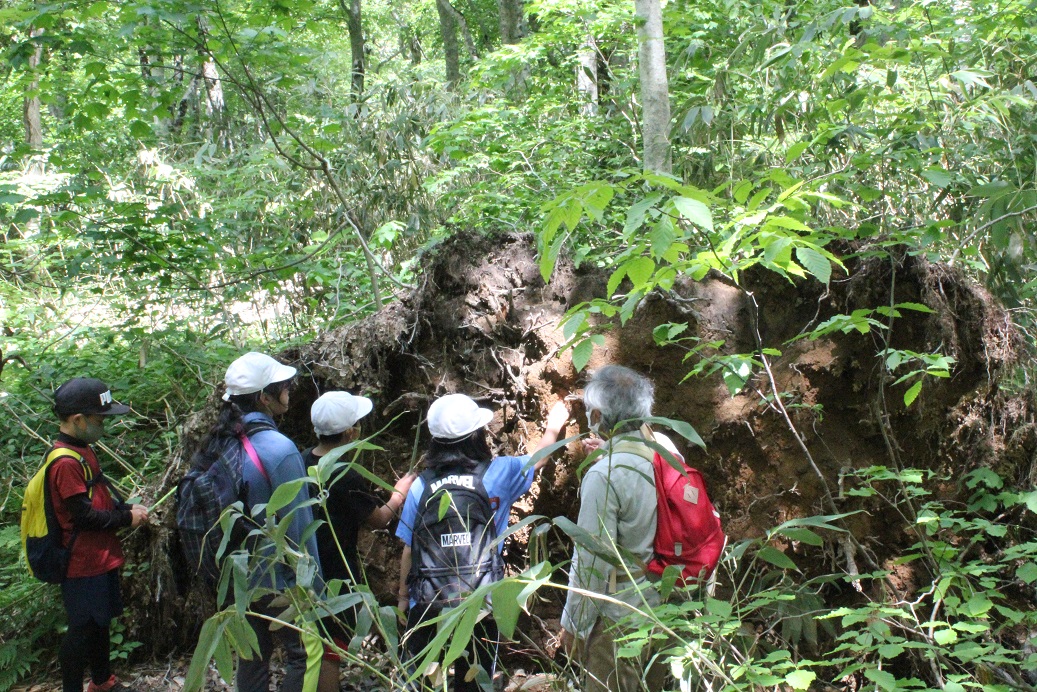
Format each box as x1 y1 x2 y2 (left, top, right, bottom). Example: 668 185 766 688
47 433 131 578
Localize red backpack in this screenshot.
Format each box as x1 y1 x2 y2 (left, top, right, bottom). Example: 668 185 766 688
617 429 725 585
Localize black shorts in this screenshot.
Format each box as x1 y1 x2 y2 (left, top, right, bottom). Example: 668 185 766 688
61 569 123 627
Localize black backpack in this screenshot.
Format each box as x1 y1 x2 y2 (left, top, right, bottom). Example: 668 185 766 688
175 420 274 586
408 463 504 611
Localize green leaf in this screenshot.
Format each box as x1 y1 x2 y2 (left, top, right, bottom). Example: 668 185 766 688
757 546 798 571
705 598 732 617
864 668 897 690
777 527 824 546
785 142 809 163
624 256 656 289
572 338 594 372
607 265 627 298
129 120 153 138
894 302 935 313
649 218 676 258
624 194 660 235
903 381 923 407
922 168 952 188
933 628 958 645
266 479 305 515
766 215 811 232
491 579 525 639
796 246 831 285
538 232 566 283
184 616 229 691
733 180 753 204
643 416 705 448
1017 562 1037 584
672 197 713 231
785 670 816 690
437 490 453 521
523 435 580 473
950 69 992 90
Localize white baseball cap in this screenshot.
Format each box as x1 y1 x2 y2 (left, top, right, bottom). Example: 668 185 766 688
311 391 373 436
223 352 297 401
427 393 494 441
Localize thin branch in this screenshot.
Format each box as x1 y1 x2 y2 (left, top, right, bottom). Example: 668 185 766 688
950 203 1037 264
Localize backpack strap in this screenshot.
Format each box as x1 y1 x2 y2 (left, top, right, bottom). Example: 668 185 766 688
41 447 89 560
239 434 269 482
45 448 93 496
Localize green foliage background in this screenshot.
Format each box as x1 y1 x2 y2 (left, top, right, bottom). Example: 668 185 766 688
2 0 1037 688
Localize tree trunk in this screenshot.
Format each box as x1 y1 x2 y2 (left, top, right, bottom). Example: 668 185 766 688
436 0 461 87
337 0 366 97
634 0 671 174
498 0 524 44
577 33 598 117
23 27 44 152
441 0 479 60
391 10 424 65
196 15 226 143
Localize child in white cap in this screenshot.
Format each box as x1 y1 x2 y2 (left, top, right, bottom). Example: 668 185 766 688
303 391 416 692
396 393 569 691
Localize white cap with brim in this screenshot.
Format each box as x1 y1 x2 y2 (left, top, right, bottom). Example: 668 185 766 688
427 393 494 441
223 352 297 401
312 391 373 436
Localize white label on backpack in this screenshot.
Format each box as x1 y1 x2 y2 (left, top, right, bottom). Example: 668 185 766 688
430 474 475 493
684 485 700 504
441 532 472 547
674 542 683 557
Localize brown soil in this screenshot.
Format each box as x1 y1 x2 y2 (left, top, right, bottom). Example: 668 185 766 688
106 232 1032 679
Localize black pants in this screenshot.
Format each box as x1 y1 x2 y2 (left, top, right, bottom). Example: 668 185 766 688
60 570 122 692
236 595 323 692
403 606 500 692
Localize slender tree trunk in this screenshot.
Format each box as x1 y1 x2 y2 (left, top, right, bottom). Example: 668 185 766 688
498 0 524 44
23 27 44 152
441 0 479 60
634 0 671 174
436 0 461 87
337 0 366 97
195 16 226 143
577 32 598 116
391 10 424 64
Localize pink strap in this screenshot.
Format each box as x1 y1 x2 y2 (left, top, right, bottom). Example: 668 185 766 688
240 434 270 482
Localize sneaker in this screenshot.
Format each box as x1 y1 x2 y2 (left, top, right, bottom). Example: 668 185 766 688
86 675 138 692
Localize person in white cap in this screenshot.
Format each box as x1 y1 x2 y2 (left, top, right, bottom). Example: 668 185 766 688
396 393 569 691
202 352 323 692
302 391 416 692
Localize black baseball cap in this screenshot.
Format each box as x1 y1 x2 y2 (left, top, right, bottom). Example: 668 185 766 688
54 378 131 417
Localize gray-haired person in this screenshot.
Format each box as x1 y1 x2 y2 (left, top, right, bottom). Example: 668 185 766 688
559 365 674 691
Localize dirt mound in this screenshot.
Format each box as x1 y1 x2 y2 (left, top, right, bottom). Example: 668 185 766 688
131 232 1032 658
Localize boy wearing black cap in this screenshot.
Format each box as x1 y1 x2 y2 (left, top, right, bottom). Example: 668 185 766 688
49 378 148 692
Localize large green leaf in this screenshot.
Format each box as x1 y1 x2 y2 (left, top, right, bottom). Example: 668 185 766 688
796 246 831 285
672 196 713 231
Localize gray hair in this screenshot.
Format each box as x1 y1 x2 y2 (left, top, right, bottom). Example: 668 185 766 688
583 365 654 434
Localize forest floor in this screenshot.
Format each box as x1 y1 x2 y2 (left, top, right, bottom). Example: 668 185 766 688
20 654 568 691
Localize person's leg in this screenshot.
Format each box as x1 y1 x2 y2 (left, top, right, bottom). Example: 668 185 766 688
453 616 499 692
236 607 275 692
401 607 435 690
86 620 113 686
61 620 93 692
582 618 664 692
84 570 122 688
276 620 323 692
62 575 117 692
580 618 617 692
316 614 351 692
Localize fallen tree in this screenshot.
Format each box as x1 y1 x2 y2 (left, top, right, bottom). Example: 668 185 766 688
128 231 1033 681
